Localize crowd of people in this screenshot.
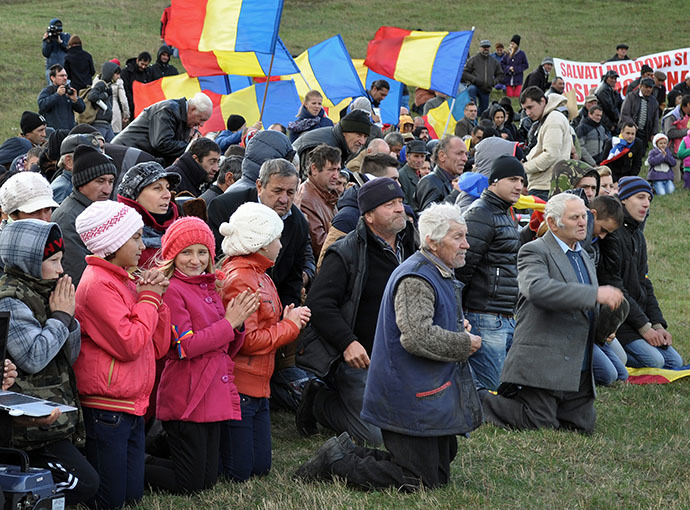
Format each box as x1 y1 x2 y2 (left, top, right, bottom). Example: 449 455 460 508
0 16 687 506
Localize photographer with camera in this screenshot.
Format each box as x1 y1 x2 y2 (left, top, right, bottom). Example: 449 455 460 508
42 18 70 85
37 64 85 131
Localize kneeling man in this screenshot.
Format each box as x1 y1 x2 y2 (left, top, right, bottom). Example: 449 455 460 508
481 193 623 434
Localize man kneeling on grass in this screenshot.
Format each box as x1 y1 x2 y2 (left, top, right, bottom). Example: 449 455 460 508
295 203 483 490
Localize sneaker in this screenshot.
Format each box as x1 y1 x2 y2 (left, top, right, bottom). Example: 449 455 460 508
294 435 348 482
295 378 325 437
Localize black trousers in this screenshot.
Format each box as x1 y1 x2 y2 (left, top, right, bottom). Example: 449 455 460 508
145 420 221 494
330 429 458 491
482 370 596 434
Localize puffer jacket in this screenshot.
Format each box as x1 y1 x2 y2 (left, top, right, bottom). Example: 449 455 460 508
575 116 609 164
462 52 503 93
292 123 353 171
220 252 300 398
523 94 573 192
87 61 118 124
226 130 294 194
157 271 244 423
456 190 520 314
74 256 171 415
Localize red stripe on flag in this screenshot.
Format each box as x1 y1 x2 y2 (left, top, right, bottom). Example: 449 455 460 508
179 49 224 77
166 0 208 50
627 375 671 385
199 92 225 135
133 80 165 117
422 115 439 140
364 26 411 80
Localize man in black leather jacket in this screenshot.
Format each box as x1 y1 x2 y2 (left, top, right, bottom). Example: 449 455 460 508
455 155 525 390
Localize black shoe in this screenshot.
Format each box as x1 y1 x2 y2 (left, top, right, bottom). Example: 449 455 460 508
295 378 325 437
294 435 348 482
336 431 355 452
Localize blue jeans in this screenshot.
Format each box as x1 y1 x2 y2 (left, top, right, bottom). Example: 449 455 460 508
467 84 490 115
592 342 628 386
82 407 145 509
270 366 313 412
624 339 683 369
93 121 115 142
466 312 515 391
219 394 271 482
652 180 675 196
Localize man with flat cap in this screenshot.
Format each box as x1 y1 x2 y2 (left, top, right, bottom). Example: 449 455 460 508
595 70 623 132
398 140 429 207
606 43 631 62
620 77 659 144
462 40 503 115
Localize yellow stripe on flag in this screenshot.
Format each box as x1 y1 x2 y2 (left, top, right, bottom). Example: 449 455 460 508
219 85 260 126
395 31 445 90
199 0 241 52
160 74 202 99
352 59 368 86
426 101 456 138
214 50 265 76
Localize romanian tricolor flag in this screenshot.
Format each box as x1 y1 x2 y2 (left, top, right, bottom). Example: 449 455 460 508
365 26 474 97
422 88 470 139
166 0 284 54
627 365 690 385
179 38 299 78
132 73 252 117
217 80 302 134
351 59 403 127
289 35 366 108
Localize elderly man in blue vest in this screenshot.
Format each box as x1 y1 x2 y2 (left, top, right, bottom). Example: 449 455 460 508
295 202 483 490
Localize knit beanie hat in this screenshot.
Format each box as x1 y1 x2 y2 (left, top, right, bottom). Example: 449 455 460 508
339 110 372 136
43 224 64 260
72 144 117 189
357 177 404 215
652 132 668 149
161 216 215 261
489 155 526 184
20 111 46 135
76 200 144 257
0 172 58 215
226 114 246 132
47 129 69 162
118 161 181 200
510 34 521 46
219 202 283 257
351 97 373 114
617 176 652 201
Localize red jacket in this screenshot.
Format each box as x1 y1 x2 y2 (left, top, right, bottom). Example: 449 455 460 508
156 270 244 423
221 253 300 398
74 256 171 415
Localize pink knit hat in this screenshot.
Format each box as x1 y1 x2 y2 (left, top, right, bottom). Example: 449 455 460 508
76 200 144 257
161 216 215 261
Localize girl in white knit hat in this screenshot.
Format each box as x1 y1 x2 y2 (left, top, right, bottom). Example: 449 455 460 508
72 200 171 509
218 202 311 482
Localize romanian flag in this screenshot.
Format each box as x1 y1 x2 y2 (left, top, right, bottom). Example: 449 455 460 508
422 88 470 139
289 35 366 108
217 80 301 134
132 73 252 117
627 365 690 385
166 0 283 54
365 26 474 97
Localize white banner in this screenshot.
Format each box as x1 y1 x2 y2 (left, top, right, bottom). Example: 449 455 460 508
554 47 690 103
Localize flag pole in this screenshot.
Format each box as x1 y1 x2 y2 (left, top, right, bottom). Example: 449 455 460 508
259 52 276 122
442 96 457 137
299 71 312 91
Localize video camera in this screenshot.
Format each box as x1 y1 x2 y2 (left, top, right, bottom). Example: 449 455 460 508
47 22 62 38
0 447 64 510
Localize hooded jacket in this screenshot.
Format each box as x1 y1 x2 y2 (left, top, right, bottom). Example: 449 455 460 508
87 61 118 124
0 220 83 450
523 94 573 191
292 123 352 170
150 45 179 81
523 65 550 93
63 44 95 92
575 116 609 164
226 130 294 194
120 56 153 115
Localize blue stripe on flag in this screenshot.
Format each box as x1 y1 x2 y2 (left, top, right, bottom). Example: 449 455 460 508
253 80 302 127
365 69 402 126
197 75 252 95
429 30 474 97
256 37 299 76
309 35 366 105
235 0 284 54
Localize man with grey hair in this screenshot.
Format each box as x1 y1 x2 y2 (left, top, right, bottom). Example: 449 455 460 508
414 135 467 212
296 202 482 490
481 193 624 434
112 92 212 165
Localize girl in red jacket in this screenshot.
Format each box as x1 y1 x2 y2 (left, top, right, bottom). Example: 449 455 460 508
74 200 171 509
146 217 259 493
219 202 310 482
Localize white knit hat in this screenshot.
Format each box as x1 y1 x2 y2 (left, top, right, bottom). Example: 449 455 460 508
76 200 144 257
0 172 58 215
220 202 283 257
652 132 668 149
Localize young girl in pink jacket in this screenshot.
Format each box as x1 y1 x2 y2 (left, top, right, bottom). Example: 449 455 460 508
146 217 259 494
74 200 171 509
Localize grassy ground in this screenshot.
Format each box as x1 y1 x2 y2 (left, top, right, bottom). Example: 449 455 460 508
1 1 690 508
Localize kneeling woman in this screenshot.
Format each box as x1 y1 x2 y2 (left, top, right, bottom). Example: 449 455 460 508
0 220 98 505
218 202 311 481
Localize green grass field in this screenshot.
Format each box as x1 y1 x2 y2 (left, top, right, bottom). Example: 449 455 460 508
1 1 690 508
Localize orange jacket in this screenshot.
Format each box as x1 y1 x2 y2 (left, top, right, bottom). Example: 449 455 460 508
220 252 300 398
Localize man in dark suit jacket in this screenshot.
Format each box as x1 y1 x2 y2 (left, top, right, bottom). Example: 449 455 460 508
481 193 624 434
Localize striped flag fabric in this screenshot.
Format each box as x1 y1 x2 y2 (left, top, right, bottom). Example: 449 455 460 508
365 26 474 97
627 365 690 385
166 0 284 54
289 35 366 107
179 38 299 78
352 59 403 126
422 88 471 138
132 73 252 117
